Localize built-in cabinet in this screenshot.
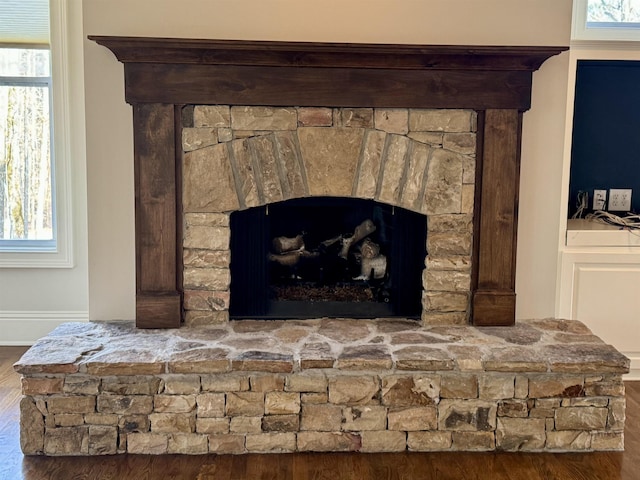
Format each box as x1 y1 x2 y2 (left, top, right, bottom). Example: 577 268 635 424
558 45 640 379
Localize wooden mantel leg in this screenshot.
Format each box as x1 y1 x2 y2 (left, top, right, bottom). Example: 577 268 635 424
133 103 181 328
472 109 522 326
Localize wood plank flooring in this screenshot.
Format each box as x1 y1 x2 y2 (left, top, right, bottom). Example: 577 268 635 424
2 345 639 480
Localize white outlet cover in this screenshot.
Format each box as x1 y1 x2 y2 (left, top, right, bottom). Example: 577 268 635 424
609 188 632 211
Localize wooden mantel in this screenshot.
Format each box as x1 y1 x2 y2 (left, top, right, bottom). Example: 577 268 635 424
89 36 567 328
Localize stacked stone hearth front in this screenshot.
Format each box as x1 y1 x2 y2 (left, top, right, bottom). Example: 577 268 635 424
15 319 629 455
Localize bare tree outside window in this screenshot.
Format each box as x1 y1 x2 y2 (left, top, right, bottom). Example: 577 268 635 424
0 48 53 242
588 0 640 22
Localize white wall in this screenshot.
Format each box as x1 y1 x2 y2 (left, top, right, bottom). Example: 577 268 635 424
0 0 89 345
82 0 572 321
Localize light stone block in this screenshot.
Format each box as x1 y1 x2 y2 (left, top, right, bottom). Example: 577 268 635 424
47 395 96 414
196 417 229 435
44 426 89 455
422 291 469 313
299 127 364 197
183 290 230 311
63 376 101 395
361 431 406 452
54 414 84 427
127 432 169 455
451 431 494 451
354 129 385 199
261 414 299 432
423 270 471 292
285 373 327 393
378 134 409 205
328 376 379 406
300 404 342 431
162 375 201 395
478 375 515 400
297 432 361 452
230 416 262 433
226 391 264 417
149 413 195 433
248 135 284 204
231 106 296 130
381 375 439 407
194 106 230 128
440 374 478 399
183 249 230 269
425 255 471 271
202 375 250 392
168 433 208 454
528 375 584 398
22 377 64 395
183 225 230 251
101 376 162 396
183 143 239 213
427 232 472 256
265 392 300 415
342 406 387 431
297 107 333 127
546 431 591 451
443 133 476 155
182 128 217 152
555 407 608 430
423 149 463 214
374 108 409 134
153 395 196 413
250 374 285 393
183 268 230 291
183 310 229 326
245 432 296 453
209 434 246 454
400 141 430 212
407 431 452 451
228 138 260 208
20 397 44 454
495 417 546 451
408 131 443 146
590 432 624 451
88 425 118 455
274 131 307 199
409 109 473 133
337 108 374 128
387 406 437 431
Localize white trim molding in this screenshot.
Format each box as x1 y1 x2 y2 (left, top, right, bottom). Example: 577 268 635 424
0 0 78 268
0 310 88 345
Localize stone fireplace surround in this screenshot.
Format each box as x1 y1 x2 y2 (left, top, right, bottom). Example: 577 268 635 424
14 38 631 456
181 105 476 325
87 36 569 329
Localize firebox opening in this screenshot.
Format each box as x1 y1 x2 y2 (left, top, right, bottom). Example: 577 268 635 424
229 197 426 319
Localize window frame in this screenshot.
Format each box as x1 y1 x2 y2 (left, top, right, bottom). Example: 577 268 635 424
0 0 74 267
573 0 640 41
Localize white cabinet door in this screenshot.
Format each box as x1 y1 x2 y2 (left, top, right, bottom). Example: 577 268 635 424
558 250 640 379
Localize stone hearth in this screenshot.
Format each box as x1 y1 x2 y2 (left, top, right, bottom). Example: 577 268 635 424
15 319 629 455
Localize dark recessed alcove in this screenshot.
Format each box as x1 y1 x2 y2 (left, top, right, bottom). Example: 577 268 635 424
229 197 426 319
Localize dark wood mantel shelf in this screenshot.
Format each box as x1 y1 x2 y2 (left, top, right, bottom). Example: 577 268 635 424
89 36 567 328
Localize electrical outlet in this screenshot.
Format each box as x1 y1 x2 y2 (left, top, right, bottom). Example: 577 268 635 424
609 188 632 211
593 189 607 210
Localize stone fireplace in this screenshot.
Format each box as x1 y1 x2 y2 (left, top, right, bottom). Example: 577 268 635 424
86 36 570 329
15 37 630 457
181 105 475 324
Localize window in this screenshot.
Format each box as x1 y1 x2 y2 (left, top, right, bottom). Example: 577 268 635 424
574 0 640 40
1 47 53 248
0 0 75 266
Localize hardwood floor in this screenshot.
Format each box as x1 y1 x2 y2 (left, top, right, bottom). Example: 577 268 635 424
2 345 639 480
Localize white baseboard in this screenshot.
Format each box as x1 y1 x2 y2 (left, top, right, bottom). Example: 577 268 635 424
0 311 89 345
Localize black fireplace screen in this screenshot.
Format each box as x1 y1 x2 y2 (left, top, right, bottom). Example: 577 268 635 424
229 197 426 319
